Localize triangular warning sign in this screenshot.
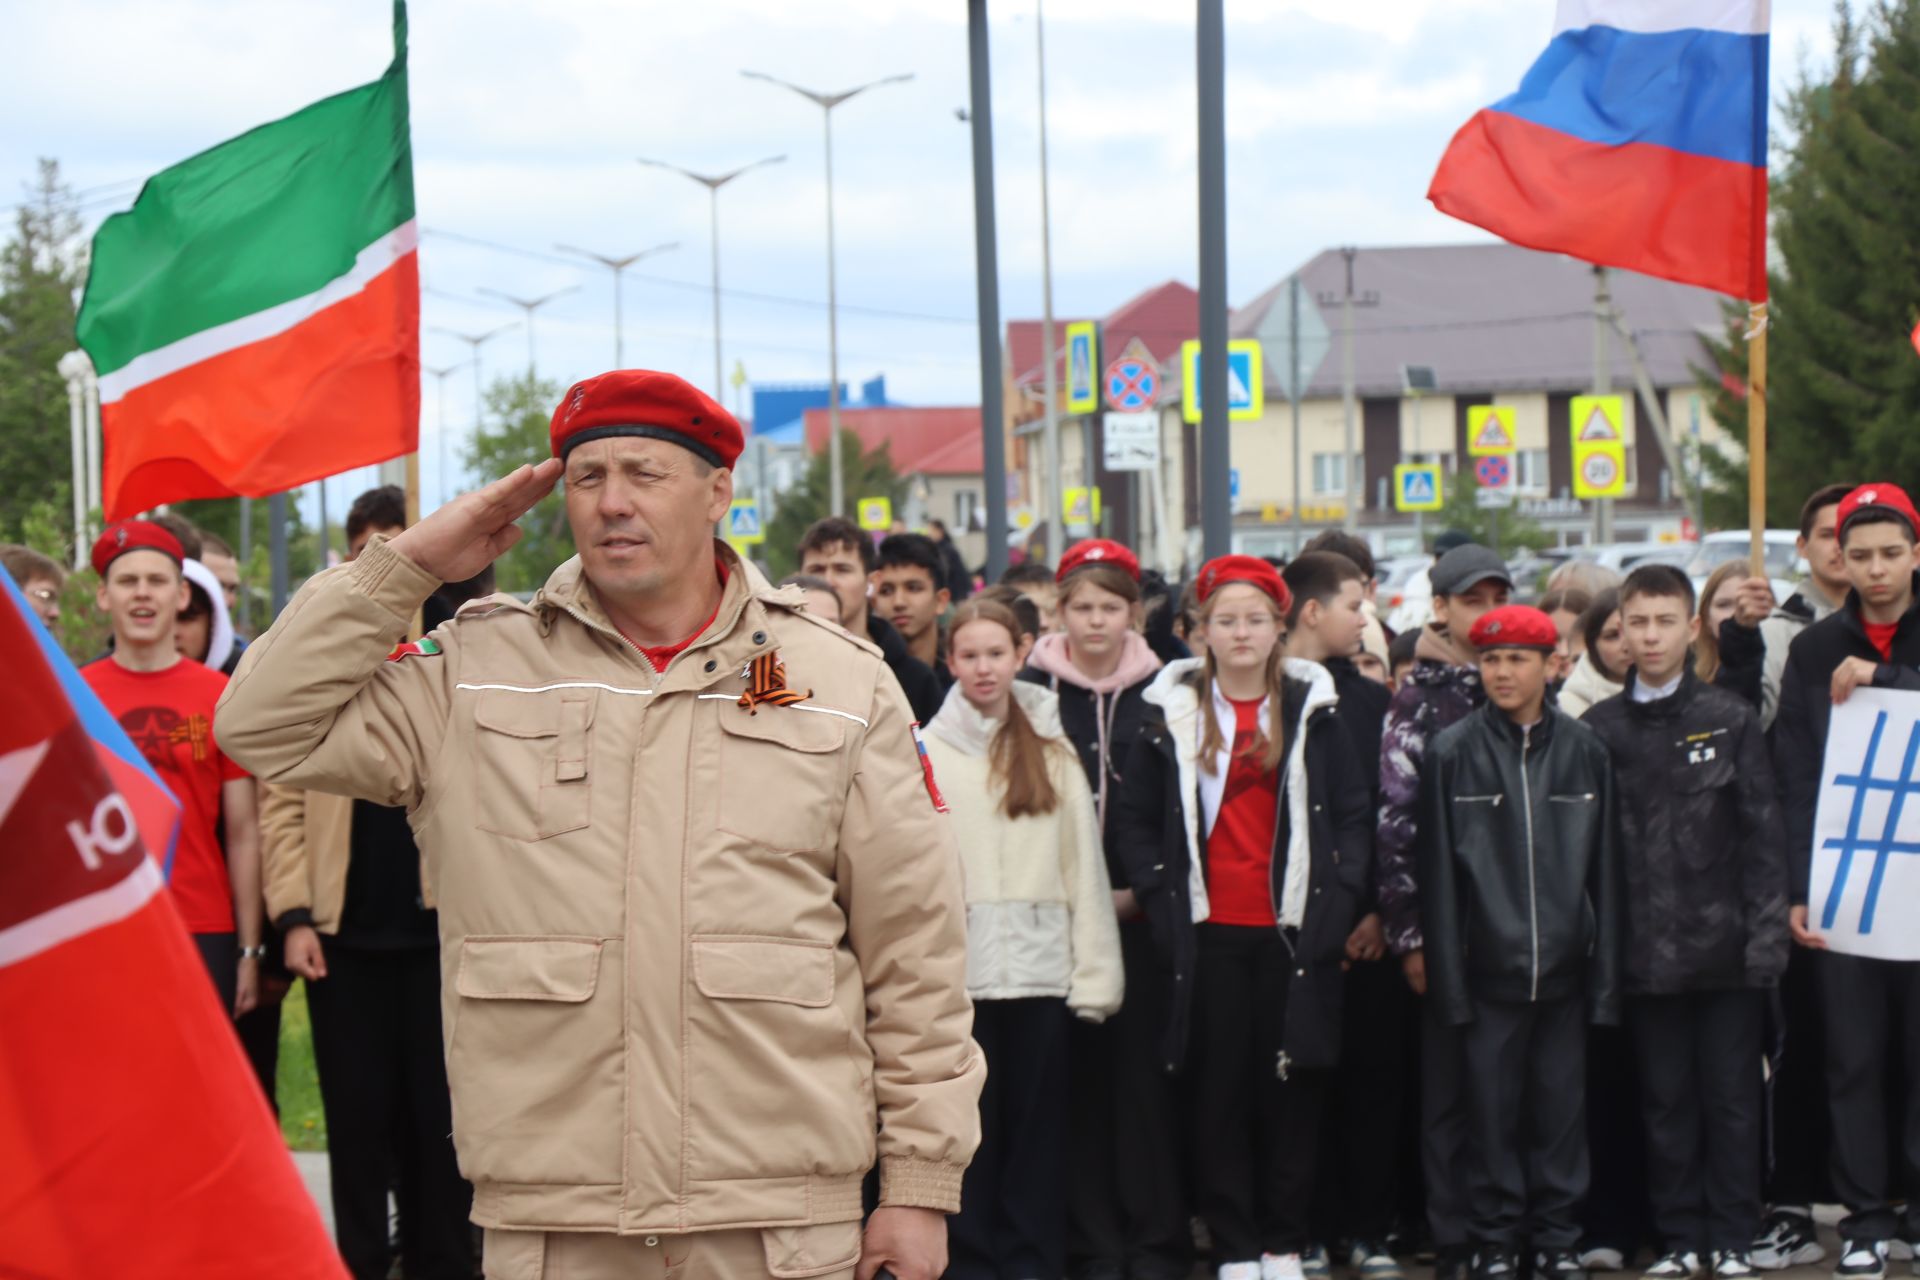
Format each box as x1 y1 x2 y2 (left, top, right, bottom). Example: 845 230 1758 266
1470 408 1514 451
1578 405 1620 442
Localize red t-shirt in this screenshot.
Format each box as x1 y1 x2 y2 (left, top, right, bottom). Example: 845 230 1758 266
1866 620 1898 662
81 657 247 934
1205 696 1280 927
635 561 730 672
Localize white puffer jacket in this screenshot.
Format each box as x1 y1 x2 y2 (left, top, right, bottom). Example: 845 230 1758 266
1557 651 1624 719
923 681 1125 1022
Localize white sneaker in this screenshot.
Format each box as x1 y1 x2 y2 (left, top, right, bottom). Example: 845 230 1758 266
1836 1240 1889 1280
1219 1264 1263 1280
1643 1252 1703 1280
1264 1255 1308 1280
1887 1242 1913 1263
1582 1249 1628 1273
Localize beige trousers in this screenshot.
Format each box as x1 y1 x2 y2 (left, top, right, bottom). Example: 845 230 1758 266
481 1221 862 1280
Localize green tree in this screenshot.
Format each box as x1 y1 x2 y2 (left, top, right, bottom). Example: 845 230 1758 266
1431 468 1552 555
0 158 83 552
464 371 568 592
1694 3 1920 525
761 430 905 579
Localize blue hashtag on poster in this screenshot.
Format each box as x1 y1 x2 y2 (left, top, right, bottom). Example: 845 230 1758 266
1821 709 1920 934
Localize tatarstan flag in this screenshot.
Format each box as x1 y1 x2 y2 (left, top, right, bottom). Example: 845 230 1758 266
75 2 419 521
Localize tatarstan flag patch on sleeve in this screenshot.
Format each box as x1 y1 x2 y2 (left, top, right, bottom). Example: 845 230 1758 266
386 637 441 662
910 722 948 814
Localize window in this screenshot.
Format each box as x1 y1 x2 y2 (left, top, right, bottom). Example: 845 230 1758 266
1515 448 1549 494
1312 452 1346 496
955 490 982 533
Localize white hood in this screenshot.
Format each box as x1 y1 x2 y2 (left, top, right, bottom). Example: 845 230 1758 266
924 677 1065 757
180 557 235 672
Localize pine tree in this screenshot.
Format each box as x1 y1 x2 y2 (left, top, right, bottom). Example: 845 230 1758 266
0 159 84 549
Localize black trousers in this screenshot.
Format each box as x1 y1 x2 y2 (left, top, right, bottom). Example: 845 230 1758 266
1192 925 1326 1265
1629 990 1765 1254
306 941 473 1280
1580 1025 1652 1255
1314 953 1413 1244
1461 996 1588 1251
1764 946 1832 1208
1421 996 1473 1251
193 930 238 1012
1817 951 1920 1242
1065 924 1194 1280
949 996 1072 1280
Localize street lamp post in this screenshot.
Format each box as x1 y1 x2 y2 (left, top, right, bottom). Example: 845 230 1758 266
742 69 914 518
424 361 469 506
430 322 518 476
555 241 679 369
635 156 783 398
476 286 579 378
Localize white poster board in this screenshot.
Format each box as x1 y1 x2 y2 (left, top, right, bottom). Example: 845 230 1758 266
1808 686 1920 961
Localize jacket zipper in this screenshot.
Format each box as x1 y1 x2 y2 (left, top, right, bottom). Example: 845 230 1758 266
1522 722 1540 1001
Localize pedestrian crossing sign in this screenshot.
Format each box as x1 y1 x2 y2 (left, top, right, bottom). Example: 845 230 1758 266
1063 486 1103 530
1393 464 1443 512
1467 405 1517 456
727 499 765 546
1180 339 1265 424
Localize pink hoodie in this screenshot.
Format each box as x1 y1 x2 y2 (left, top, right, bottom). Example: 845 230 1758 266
1025 630 1163 830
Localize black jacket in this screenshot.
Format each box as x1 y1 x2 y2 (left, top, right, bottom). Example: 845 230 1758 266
1019 665 1156 878
1111 669 1373 1074
1417 703 1624 1028
866 613 945 724
1583 670 1790 994
1773 578 1920 904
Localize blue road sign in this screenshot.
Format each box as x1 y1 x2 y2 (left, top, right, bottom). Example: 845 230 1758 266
727 499 765 544
1230 468 1241 502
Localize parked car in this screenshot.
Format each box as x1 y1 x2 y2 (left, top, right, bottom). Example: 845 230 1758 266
1379 555 1435 634
1685 529 1802 604
1586 540 1697 574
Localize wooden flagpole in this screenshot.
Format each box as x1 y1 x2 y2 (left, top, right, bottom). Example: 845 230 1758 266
406 450 424 639
1748 302 1768 575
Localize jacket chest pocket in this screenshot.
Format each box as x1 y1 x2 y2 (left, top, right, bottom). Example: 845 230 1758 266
472 689 597 842
1672 734 1736 794
716 707 847 851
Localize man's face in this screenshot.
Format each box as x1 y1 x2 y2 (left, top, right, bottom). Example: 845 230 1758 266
799 539 873 628
22 575 61 626
1434 579 1511 648
1842 520 1919 610
873 565 948 645
1621 591 1698 684
1479 647 1550 716
347 523 403 562
95 550 187 648
1310 579 1368 657
201 549 241 611
565 438 731 603
1803 502 1846 590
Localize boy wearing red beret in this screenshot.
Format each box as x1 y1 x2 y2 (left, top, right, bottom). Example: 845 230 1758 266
1416 605 1624 1280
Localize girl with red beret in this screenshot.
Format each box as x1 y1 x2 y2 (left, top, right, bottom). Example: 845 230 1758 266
1109 556 1375 1280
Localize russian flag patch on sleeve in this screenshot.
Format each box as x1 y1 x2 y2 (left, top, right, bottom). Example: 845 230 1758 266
910 722 949 814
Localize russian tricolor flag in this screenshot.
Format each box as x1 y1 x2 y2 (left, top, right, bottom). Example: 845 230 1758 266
1429 0 1770 301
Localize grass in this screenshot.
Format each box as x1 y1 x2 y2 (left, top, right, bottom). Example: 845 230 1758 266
277 980 328 1151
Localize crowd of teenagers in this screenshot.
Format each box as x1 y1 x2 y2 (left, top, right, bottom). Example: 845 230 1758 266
11 475 1920 1280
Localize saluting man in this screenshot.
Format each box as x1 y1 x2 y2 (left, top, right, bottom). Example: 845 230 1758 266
216 370 984 1280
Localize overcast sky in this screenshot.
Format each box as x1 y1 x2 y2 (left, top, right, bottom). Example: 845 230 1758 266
7 0 1839 513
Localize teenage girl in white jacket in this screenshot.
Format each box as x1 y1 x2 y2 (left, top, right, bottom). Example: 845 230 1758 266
924 596 1124 1280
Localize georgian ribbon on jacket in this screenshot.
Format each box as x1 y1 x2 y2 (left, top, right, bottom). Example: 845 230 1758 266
738 652 812 715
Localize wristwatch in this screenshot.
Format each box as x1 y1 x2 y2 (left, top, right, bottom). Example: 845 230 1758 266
238 944 269 960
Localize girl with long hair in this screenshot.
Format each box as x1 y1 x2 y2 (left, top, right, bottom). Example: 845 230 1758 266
1558 588 1628 718
1694 562 1747 683
1021 540 1189 1280
924 597 1125 1280
1110 556 1373 1280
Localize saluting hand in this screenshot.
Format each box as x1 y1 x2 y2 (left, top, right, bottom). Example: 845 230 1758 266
388 459 564 583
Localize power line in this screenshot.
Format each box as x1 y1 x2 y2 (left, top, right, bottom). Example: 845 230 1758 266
420 226 976 326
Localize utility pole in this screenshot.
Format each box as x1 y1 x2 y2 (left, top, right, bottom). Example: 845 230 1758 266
1197 0 1230 559
1319 250 1379 534
967 0 1010 582
1593 265 1614 545
1037 0 1063 563
555 242 678 370
431 322 518 460
637 155 784 396
477 287 578 378
743 70 913 518
424 361 468 506
1289 275 1303 550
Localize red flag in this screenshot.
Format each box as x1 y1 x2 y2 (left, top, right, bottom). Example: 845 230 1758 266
0 587 347 1277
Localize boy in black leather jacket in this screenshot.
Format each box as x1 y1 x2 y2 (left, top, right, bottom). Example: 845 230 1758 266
1417 604 1624 1280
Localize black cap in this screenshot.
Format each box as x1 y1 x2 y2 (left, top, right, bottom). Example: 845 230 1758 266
1429 543 1512 597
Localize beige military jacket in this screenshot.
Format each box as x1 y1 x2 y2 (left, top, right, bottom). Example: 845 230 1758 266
216 535 983 1236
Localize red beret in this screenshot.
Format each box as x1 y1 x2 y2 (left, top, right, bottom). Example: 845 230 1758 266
550 369 744 470
1058 538 1140 583
91 520 183 578
1195 555 1291 615
1838 483 1920 542
1469 604 1559 652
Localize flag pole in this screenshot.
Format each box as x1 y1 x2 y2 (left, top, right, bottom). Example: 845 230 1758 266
1747 302 1767 575
406 450 423 639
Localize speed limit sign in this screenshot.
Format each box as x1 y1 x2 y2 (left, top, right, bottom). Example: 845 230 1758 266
1579 450 1620 493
